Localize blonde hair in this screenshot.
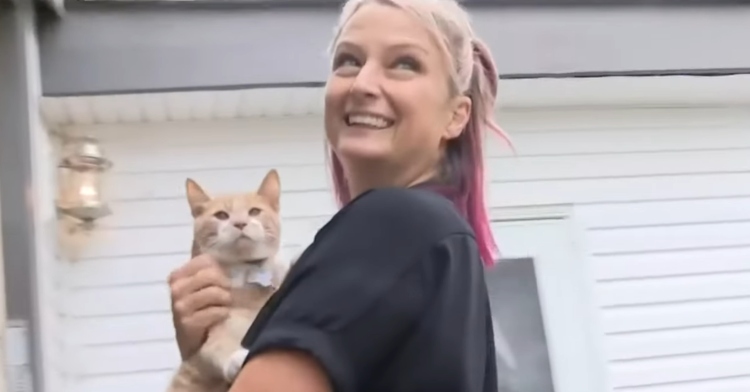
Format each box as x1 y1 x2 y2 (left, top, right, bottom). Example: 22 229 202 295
327 0 510 266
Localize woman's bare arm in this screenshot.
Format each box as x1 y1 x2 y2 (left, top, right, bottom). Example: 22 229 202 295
229 350 332 392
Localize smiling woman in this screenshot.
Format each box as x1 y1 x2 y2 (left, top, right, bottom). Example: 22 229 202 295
168 0 510 391
325 3 471 194
325 0 510 265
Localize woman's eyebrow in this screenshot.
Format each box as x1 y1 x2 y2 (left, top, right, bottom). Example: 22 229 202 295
334 40 360 52
387 42 429 55
335 40 429 55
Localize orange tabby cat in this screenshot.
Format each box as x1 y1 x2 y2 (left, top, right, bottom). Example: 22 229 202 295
167 169 288 392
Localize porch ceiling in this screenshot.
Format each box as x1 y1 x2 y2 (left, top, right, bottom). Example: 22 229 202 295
40 75 750 129
62 0 750 6
38 4 750 96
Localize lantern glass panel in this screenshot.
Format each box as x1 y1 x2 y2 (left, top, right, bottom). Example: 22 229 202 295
57 167 108 211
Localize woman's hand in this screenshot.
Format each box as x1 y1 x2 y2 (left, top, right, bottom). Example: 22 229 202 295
168 254 232 359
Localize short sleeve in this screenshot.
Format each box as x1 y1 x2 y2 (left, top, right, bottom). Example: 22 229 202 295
241 254 429 392
239 189 465 392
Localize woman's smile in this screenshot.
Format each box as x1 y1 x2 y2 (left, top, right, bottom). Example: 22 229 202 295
344 113 395 129
324 2 458 171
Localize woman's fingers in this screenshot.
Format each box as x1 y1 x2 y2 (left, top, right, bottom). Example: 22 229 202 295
174 285 232 318
169 254 232 329
170 262 230 304
169 254 232 360
182 305 231 331
168 254 218 284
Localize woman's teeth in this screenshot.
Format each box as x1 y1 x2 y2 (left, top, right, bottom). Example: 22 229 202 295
346 114 393 129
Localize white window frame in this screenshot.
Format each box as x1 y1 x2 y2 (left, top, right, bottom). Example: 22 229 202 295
489 204 611 392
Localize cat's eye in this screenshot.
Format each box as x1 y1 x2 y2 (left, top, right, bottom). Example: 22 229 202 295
213 211 229 220
248 208 262 216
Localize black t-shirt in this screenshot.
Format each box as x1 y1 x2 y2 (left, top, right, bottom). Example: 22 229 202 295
240 186 497 392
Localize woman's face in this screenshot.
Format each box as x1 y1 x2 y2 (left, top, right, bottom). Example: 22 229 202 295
324 2 471 181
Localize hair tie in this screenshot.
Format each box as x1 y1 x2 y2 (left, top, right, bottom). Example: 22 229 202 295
471 39 488 69
469 38 498 98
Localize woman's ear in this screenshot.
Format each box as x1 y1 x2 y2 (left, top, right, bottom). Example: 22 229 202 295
444 95 472 140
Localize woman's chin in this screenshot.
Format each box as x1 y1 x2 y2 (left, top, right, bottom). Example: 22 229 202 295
335 140 391 162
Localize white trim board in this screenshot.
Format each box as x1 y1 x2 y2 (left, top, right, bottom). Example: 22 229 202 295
489 217 611 392
40 74 750 129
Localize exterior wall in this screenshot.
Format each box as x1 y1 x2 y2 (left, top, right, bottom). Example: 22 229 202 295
46 106 750 392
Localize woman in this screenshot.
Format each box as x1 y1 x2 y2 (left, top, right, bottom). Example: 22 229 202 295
168 0 509 390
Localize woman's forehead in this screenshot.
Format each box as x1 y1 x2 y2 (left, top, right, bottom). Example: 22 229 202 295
338 3 434 49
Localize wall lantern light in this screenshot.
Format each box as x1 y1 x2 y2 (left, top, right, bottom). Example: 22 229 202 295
55 136 113 224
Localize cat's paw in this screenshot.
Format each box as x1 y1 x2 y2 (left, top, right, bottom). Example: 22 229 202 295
223 348 249 383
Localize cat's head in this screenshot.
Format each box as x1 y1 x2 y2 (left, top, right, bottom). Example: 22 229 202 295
186 169 281 265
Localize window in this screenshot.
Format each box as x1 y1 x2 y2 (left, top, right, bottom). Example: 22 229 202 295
487 217 609 392
486 257 555 392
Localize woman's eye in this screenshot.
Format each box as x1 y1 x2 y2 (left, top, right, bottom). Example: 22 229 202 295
214 211 229 220
248 208 261 216
393 56 420 71
333 53 361 70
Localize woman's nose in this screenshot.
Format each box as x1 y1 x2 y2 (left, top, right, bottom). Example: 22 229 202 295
350 63 381 98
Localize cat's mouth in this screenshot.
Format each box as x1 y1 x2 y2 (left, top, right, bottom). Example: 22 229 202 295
238 232 270 244
237 233 256 241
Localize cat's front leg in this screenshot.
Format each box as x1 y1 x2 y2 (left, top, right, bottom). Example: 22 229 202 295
197 311 255 382
223 347 250 382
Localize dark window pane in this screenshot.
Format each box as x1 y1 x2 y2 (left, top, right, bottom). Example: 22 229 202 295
485 258 556 392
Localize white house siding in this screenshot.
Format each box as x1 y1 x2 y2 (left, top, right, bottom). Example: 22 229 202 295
47 106 750 392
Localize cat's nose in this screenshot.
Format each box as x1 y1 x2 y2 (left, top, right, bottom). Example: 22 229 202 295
233 222 247 229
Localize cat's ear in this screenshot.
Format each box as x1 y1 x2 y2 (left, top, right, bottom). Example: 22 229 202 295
257 169 281 211
185 178 211 217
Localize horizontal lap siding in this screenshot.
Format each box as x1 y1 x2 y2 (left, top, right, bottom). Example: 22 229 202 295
57 107 750 392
